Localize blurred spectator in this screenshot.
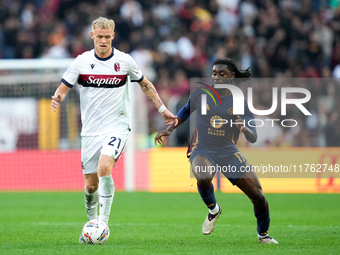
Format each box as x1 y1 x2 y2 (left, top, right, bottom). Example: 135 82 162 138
0 119 18 151
120 0 143 26
177 36 195 60
324 110 340 147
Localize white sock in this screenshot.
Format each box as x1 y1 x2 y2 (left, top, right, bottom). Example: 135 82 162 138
209 204 219 215
84 188 99 221
98 175 115 224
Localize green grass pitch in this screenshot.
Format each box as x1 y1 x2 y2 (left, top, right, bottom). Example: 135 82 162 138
0 192 339 255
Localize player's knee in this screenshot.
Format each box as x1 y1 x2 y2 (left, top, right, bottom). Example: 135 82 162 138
84 173 99 193
97 163 112 176
97 158 115 176
86 183 98 193
197 178 212 189
250 189 266 206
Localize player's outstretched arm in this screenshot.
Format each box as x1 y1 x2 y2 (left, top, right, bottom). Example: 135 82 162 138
235 115 257 143
51 83 71 112
139 77 177 126
155 99 191 145
154 117 184 145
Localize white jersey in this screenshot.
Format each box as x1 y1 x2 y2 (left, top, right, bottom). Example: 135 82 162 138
61 48 143 136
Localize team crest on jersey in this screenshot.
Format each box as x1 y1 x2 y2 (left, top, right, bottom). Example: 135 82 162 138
114 62 120 72
227 107 233 115
210 115 223 129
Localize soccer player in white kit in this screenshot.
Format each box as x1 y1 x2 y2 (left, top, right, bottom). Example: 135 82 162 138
51 17 177 242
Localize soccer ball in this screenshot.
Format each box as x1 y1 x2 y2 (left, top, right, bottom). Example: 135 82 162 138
81 219 110 244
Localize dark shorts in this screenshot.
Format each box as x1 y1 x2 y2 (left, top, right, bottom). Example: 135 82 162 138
190 148 253 184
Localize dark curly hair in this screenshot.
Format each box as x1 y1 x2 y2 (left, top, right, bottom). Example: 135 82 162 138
212 58 251 80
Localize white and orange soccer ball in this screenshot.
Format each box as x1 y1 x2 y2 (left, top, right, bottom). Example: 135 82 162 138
81 219 110 244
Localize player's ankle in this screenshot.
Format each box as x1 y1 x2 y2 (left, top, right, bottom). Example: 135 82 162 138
209 204 219 215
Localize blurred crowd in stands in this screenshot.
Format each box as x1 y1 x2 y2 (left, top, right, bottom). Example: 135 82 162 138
1 0 340 147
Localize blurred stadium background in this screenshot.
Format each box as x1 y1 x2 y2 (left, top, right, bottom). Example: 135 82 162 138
0 0 340 193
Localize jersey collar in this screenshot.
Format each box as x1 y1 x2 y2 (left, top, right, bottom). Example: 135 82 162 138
94 48 114 61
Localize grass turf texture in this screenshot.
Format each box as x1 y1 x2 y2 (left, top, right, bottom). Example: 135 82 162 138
0 192 339 255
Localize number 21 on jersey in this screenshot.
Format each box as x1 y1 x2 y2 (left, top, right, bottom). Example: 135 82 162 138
108 136 121 149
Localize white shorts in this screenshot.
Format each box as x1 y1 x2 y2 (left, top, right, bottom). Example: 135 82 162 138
81 131 129 174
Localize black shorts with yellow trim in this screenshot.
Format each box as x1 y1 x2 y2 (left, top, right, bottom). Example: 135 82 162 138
190 148 252 184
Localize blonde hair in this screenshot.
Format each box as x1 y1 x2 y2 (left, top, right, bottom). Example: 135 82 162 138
92 17 115 31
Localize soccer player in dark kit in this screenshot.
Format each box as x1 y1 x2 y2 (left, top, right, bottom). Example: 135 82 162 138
155 58 278 244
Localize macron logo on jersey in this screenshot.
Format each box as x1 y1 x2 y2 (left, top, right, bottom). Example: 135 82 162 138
78 74 128 88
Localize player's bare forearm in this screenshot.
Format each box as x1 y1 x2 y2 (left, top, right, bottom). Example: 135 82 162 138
154 117 183 145
51 83 70 111
241 127 257 143
139 78 163 109
139 77 178 126
166 117 184 132
236 115 257 143
139 77 177 126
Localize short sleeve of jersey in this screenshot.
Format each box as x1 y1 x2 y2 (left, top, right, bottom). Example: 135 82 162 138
125 53 143 82
61 56 81 88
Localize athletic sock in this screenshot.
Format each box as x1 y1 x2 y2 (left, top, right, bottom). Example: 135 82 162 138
197 182 217 210
209 204 220 215
84 188 99 221
254 200 270 236
98 175 115 224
